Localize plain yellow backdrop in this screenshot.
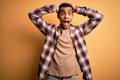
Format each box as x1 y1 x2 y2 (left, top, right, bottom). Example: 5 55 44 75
0 0 120 80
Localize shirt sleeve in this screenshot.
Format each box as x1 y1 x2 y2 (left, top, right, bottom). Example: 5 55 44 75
77 6 103 35
28 5 56 35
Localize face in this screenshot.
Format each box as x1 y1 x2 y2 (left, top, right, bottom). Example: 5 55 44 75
58 7 73 29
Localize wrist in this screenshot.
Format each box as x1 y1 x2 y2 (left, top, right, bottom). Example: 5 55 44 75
74 5 78 12
77 6 86 14
53 4 57 12
54 3 61 12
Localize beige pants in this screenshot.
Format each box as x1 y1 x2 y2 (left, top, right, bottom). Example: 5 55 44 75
46 75 79 80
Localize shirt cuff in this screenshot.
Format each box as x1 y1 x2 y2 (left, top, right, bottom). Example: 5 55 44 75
49 4 56 12
77 6 86 16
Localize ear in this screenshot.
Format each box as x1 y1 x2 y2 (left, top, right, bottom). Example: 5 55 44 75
57 13 59 19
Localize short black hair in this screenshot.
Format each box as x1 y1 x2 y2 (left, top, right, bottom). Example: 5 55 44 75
58 3 74 13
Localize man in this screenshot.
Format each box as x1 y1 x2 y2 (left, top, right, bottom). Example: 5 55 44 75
28 2 103 80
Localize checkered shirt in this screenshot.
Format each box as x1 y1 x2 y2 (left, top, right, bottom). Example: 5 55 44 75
28 4 103 80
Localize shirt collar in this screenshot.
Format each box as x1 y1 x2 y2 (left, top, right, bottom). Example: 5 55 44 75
56 24 75 38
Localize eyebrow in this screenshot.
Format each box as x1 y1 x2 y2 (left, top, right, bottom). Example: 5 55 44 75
59 10 73 13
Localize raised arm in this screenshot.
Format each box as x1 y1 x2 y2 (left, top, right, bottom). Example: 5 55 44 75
75 6 103 35
28 5 56 35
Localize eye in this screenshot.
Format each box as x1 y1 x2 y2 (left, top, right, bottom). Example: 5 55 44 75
59 12 65 16
68 11 72 15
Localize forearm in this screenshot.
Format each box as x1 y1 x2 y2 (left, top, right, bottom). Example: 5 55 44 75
29 5 55 20
76 6 103 20
28 5 56 35
75 6 103 35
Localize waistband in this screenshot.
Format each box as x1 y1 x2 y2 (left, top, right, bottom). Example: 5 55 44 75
47 74 78 79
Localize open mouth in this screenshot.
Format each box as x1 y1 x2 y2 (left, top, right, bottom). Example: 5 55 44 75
63 20 70 23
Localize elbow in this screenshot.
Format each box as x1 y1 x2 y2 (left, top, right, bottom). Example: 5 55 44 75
99 13 103 21
96 13 104 22
28 11 41 20
28 12 33 20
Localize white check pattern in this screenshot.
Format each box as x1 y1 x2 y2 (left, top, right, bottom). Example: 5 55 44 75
28 4 103 80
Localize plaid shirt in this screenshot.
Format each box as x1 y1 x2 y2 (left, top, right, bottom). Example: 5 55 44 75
28 4 103 80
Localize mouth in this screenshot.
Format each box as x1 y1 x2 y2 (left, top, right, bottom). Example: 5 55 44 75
63 20 70 23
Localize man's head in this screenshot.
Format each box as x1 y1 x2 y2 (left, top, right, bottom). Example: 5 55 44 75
57 3 74 29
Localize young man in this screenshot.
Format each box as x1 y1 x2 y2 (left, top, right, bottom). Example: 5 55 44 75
28 2 103 80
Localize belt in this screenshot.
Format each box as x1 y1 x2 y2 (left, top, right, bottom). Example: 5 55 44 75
59 76 72 79
47 74 77 79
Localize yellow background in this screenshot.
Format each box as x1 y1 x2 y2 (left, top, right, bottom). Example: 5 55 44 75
0 0 120 80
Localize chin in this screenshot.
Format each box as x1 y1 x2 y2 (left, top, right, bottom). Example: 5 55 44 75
63 25 70 29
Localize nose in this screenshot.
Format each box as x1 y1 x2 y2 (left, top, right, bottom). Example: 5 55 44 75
64 13 68 19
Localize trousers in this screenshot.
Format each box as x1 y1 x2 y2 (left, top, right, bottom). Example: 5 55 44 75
46 75 79 80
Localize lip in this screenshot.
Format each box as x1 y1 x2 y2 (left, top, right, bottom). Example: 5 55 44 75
63 20 70 23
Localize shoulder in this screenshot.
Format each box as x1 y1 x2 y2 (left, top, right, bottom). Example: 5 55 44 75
70 24 83 30
71 24 84 34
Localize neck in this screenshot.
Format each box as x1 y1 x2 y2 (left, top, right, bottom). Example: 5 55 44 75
60 24 70 30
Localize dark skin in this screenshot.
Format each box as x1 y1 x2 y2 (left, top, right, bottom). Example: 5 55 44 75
55 3 78 29
58 7 73 29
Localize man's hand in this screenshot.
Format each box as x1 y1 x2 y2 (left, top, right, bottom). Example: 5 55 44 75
71 4 78 13
54 3 62 12
54 2 78 13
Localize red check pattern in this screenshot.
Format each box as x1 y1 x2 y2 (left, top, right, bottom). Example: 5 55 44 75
28 4 103 80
